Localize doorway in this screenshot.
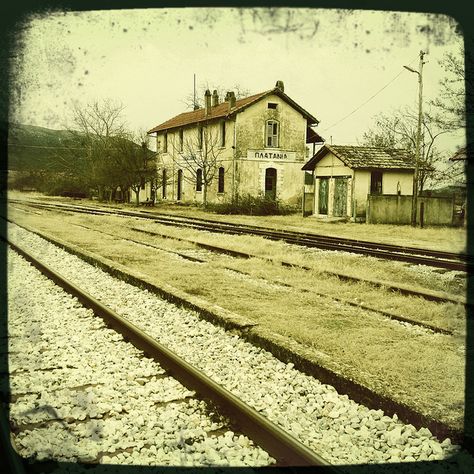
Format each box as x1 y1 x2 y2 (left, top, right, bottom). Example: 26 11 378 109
333 177 348 217
265 168 277 200
318 177 329 214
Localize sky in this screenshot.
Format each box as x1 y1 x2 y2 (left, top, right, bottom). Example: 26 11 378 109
10 7 466 154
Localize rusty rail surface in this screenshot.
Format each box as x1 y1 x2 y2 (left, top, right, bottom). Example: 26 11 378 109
5 237 337 468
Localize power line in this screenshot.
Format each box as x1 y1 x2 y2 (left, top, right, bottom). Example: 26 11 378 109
320 55 420 133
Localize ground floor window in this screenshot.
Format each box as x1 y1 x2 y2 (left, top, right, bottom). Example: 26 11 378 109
196 168 203 192
218 167 225 193
162 169 167 198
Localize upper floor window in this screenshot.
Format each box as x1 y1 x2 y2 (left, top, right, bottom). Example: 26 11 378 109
198 126 204 149
196 168 203 192
220 121 226 147
267 102 278 109
179 129 183 151
163 132 168 153
218 167 225 193
266 120 279 148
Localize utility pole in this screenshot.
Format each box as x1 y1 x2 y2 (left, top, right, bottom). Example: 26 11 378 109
404 50 426 227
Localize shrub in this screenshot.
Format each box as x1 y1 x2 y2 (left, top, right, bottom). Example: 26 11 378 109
207 194 297 215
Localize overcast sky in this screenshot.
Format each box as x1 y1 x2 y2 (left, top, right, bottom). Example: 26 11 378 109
10 7 465 153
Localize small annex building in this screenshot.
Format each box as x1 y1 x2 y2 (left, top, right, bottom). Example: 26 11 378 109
302 144 415 220
147 81 323 205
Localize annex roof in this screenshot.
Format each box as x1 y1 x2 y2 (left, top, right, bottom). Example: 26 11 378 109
148 86 320 134
302 144 416 171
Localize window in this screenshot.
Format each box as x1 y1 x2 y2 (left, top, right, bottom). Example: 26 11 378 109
304 171 314 185
179 129 183 151
140 177 145 190
220 121 226 147
370 171 383 195
162 169 167 198
196 168 203 192
267 102 278 109
266 120 279 148
198 126 203 149
218 167 225 193
163 133 168 153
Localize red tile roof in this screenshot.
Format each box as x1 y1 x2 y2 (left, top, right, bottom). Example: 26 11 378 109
302 144 415 171
148 87 319 134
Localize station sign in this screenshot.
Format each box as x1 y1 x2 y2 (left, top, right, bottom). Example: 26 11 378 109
247 149 297 160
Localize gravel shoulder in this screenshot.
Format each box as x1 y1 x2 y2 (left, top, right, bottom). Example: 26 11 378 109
5 205 467 436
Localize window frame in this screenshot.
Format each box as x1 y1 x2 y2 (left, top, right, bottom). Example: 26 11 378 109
163 132 168 153
217 167 225 193
179 129 183 152
220 121 226 147
265 120 279 148
370 170 383 195
196 168 203 192
162 169 167 198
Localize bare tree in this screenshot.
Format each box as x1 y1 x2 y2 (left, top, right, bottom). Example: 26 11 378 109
360 107 449 193
431 40 473 130
57 99 127 200
166 123 225 206
111 131 157 206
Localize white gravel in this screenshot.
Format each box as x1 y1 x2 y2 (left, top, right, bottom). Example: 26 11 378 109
6 222 470 470
6 248 271 467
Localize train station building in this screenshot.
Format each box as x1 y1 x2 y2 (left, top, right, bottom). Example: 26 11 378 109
147 81 323 205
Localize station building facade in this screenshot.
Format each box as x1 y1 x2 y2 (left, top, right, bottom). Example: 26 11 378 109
147 81 323 205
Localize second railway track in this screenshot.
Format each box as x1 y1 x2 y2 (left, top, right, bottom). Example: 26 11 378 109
3 222 465 469
9 198 472 272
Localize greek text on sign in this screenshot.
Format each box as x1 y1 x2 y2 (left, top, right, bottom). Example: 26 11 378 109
247 150 296 160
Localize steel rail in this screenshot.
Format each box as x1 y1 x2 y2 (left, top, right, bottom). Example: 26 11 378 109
5 238 337 468
10 199 471 271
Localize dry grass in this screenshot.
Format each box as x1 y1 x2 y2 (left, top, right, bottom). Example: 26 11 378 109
9 192 467 253
8 204 467 430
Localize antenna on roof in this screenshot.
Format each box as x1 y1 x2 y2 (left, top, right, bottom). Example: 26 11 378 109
193 73 198 110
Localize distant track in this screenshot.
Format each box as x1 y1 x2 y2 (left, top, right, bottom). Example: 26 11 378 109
9 199 472 272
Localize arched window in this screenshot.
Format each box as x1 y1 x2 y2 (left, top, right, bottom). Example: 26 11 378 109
162 169 167 198
196 168 203 192
266 120 279 148
218 167 225 193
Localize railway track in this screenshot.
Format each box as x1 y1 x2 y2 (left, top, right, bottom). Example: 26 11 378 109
4 222 464 467
59 221 458 335
9 199 472 272
4 238 331 468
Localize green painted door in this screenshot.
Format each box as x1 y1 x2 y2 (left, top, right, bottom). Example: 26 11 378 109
318 178 329 214
333 177 348 217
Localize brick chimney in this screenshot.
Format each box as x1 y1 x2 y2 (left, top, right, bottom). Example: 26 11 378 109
204 89 211 115
225 91 236 110
212 90 219 107
275 80 284 92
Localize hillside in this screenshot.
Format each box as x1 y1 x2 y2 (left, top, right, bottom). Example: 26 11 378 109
8 123 80 171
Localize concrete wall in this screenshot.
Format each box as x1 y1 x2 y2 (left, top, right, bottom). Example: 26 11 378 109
367 195 454 225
